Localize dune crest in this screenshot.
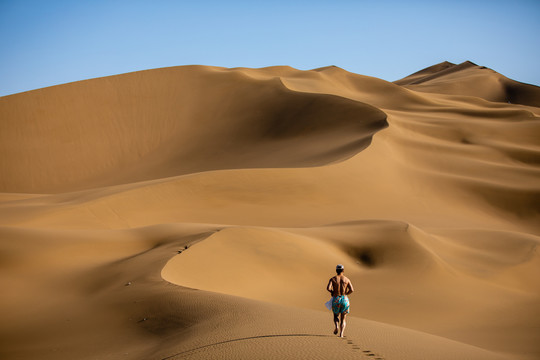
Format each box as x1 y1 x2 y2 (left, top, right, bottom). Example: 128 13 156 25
1 63 540 360
0 66 386 193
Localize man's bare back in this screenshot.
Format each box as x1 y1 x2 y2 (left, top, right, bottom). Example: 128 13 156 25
327 274 354 297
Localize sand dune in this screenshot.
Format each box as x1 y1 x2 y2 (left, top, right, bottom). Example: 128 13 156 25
395 61 540 107
0 66 386 193
1 62 539 360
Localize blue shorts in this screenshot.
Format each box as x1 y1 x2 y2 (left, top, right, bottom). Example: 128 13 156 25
332 295 350 314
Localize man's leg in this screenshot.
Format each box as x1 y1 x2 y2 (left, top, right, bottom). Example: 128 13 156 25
333 313 339 335
339 313 347 337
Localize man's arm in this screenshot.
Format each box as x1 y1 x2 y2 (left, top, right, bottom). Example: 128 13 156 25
346 280 354 295
326 278 333 293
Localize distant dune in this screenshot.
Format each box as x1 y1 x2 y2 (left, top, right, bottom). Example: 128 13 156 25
395 60 540 107
1 62 539 360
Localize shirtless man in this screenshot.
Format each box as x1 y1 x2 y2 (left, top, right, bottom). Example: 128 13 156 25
326 264 354 337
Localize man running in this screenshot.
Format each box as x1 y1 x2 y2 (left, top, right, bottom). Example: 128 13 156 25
326 264 354 337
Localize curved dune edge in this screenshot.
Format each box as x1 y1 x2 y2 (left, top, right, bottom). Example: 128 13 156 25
161 221 540 358
0 66 387 193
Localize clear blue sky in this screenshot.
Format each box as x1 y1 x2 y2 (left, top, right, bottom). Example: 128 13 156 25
1 0 539 97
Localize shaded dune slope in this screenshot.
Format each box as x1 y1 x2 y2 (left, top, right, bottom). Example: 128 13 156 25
1 63 540 360
0 66 386 193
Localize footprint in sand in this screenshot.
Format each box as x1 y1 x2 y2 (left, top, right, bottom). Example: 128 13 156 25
361 349 384 359
336 337 384 360
338 337 384 358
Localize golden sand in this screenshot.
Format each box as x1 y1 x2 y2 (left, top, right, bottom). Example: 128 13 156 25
1 62 539 359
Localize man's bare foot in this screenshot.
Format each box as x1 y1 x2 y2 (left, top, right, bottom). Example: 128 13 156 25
339 333 344 338
333 328 338 335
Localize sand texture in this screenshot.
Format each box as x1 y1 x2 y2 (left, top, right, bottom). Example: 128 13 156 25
1 61 539 360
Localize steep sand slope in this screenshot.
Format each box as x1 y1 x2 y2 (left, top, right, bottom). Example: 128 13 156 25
0 66 386 193
1 63 539 360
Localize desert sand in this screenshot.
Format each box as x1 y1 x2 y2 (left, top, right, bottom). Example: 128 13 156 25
1 61 539 360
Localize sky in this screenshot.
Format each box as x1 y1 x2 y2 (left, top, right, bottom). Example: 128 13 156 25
1 0 539 97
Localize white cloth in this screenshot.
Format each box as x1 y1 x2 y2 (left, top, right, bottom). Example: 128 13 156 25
324 298 333 311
